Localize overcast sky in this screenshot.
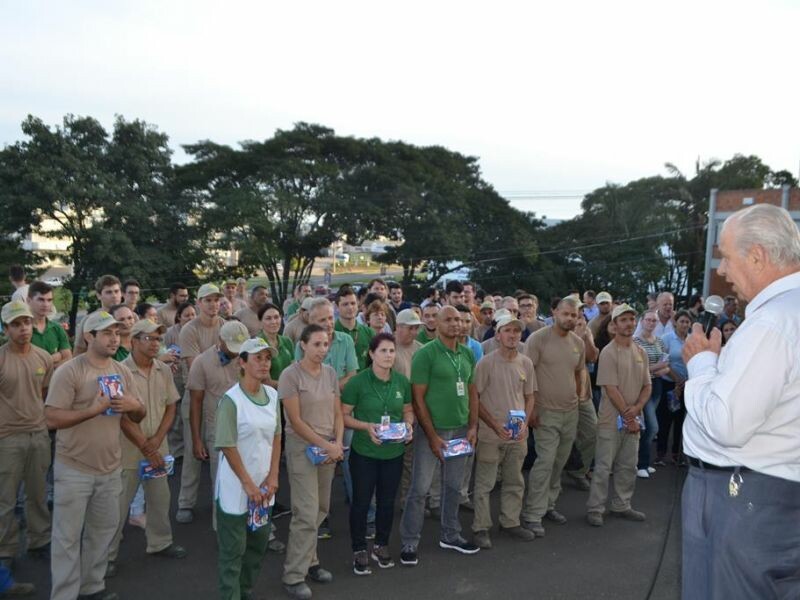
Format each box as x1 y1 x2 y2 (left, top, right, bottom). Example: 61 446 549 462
2 1 798 220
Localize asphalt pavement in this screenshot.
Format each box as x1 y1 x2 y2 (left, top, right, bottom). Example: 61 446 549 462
16 457 684 600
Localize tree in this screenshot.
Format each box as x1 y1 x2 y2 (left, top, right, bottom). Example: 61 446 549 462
181 123 373 305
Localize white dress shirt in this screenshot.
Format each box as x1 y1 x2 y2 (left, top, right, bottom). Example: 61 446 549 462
684 271 800 482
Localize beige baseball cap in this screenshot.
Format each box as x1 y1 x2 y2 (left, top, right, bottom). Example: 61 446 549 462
197 283 222 299
495 314 525 332
596 291 613 304
82 310 123 332
238 337 277 358
479 301 495 312
130 318 166 337
396 308 423 327
611 303 637 321
300 297 316 311
219 320 250 353
1 301 33 325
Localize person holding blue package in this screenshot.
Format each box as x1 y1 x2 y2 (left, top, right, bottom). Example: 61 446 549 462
214 337 282 600
342 333 414 575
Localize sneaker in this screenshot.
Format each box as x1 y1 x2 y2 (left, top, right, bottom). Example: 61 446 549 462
400 545 418 566
3 581 35 596
352 550 372 576
586 512 604 527
307 565 333 583
636 469 650 479
439 538 480 555
151 543 187 559
268 537 287 554
567 473 591 491
365 522 376 540
371 544 395 569
499 525 536 541
647 466 656 474
175 508 194 524
283 582 312 600
472 530 492 549
317 518 331 540
611 508 646 522
128 513 147 529
522 520 546 537
545 509 567 524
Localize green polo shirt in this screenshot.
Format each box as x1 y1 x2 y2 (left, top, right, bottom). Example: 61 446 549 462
114 346 131 362
342 369 411 460
285 300 300 318
258 332 295 381
294 331 358 380
416 329 437 345
335 320 374 371
31 319 70 355
410 338 475 429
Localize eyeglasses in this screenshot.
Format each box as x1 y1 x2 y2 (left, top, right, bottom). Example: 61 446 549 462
139 335 163 343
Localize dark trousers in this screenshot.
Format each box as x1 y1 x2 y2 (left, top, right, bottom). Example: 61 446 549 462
655 380 684 457
348 449 403 552
682 465 800 599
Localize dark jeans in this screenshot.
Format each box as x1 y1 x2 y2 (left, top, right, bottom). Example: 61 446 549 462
348 448 403 552
637 378 662 469
655 380 684 458
682 465 800 599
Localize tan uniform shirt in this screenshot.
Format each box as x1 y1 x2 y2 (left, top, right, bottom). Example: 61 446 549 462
186 345 241 430
394 340 423 379
524 326 585 412
45 355 136 475
283 316 307 344
277 362 339 439
121 356 180 469
0 344 53 437
234 305 261 337
157 304 178 328
588 313 609 339
475 350 537 443
596 341 651 429
179 316 224 362
481 337 524 356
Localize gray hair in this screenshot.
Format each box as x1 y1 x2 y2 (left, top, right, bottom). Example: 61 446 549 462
309 297 333 317
724 204 800 268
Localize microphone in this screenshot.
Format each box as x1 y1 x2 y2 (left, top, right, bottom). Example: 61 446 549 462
701 295 724 337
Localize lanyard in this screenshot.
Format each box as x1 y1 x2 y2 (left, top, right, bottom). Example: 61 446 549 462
368 371 395 415
441 343 463 381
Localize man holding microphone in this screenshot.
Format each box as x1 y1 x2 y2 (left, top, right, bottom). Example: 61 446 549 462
681 204 800 599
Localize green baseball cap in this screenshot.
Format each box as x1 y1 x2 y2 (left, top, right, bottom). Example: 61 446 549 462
1 301 33 325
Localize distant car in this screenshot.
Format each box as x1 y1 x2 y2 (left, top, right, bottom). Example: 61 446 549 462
314 285 330 296
44 276 65 287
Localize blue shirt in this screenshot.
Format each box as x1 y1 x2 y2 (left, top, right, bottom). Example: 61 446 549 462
660 331 688 383
465 336 483 363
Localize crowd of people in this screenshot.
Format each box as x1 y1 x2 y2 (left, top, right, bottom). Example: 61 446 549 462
1 267 742 600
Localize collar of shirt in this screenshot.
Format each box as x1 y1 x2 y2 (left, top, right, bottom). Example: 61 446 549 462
745 271 800 318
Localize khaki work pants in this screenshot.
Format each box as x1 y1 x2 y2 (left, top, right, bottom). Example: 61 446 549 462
472 439 527 532
586 428 639 514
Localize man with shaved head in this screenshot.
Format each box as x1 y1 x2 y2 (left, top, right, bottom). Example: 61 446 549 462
520 297 586 538
400 306 480 564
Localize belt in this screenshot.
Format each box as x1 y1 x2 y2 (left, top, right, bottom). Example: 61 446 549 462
686 456 751 473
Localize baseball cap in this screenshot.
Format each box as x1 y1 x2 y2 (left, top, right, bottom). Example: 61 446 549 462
82 310 123 332
1 301 33 325
495 314 525 332
238 337 277 358
396 308 423 327
131 319 166 337
596 291 613 304
219 320 250 353
300 297 315 311
223 279 237 286
197 283 222 299
611 303 637 321
479 301 495 312
492 308 512 323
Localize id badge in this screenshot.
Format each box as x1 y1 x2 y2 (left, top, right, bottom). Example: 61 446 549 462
456 380 466 397
381 414 391 427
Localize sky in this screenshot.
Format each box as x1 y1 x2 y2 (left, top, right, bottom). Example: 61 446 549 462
1 0 798 221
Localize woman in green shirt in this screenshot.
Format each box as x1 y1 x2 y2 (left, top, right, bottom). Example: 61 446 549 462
257 303 294 388
342 332 414 575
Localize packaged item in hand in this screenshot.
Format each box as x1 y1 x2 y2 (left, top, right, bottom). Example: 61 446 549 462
667 390 681 413
443 438 474 459
376 422 408 444
247 487 275 532
167 344 181 357
305 444 348 465
138 455 175 480
616 415 645 431
98 374 123 415
505 410 527 438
